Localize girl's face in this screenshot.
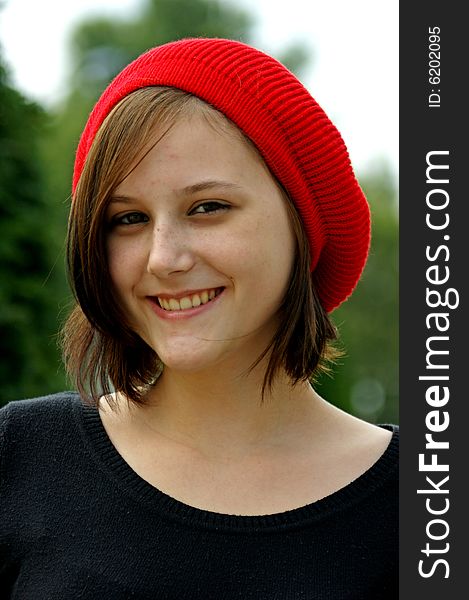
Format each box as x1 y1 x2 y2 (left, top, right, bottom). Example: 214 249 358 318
105 113 296 375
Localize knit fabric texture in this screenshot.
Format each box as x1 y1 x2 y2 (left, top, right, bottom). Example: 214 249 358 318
73 38 371 312
0 393 398 598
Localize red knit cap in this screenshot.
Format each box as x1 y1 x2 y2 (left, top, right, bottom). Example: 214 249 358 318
73 38 370 312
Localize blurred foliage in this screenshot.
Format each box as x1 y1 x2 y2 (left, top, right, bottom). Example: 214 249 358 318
0 54 67 402
0 0 397 424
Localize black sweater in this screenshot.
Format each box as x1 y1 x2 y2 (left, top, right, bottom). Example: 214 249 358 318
0 393 398 599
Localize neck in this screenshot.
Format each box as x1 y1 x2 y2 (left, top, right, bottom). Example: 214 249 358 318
129 363 321 461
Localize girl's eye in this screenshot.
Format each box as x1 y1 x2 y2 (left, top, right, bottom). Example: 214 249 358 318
190 201 230 215
112 212 149 226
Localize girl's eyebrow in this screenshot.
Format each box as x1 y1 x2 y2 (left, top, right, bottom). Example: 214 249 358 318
109 180 243 204
108 195 136 205
180 180 243 195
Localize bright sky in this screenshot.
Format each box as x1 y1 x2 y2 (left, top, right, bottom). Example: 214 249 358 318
0 0 398 178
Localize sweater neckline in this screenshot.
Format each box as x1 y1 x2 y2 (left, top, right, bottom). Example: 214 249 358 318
73 392 398 533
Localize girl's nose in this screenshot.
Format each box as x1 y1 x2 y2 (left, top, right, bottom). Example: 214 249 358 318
146 223 196 277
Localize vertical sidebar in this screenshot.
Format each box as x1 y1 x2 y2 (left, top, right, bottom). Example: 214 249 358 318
400 2 467 597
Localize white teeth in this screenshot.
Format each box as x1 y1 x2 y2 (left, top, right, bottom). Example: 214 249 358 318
157 288 221 311
179 297 192 310
169 298 181 310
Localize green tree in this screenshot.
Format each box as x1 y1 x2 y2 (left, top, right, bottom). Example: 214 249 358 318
0 55 67 405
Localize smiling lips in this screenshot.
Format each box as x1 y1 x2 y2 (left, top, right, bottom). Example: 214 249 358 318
156 287 224 311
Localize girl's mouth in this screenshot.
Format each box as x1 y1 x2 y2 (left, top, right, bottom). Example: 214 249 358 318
155 287 225 312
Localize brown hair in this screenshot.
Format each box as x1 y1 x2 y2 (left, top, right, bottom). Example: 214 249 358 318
61 87 341 406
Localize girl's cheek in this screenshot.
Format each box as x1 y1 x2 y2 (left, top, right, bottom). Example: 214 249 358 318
108 244 141 287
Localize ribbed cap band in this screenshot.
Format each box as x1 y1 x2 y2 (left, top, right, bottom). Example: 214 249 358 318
73 38 370 312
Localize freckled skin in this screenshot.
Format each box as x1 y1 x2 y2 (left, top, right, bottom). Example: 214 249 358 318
106 114 296 376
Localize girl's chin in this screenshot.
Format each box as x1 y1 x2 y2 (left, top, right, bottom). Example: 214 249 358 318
153 341 256 377
145 330 269 375
153 346 227 374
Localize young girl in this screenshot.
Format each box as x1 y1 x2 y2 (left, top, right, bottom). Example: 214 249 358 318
0 38 398 598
